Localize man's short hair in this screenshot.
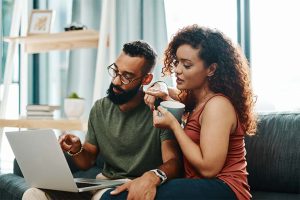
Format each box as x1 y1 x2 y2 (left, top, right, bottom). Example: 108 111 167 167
122 41 157 74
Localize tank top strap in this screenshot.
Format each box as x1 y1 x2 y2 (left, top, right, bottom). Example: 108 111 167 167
191 93 244 135
194 93 227 116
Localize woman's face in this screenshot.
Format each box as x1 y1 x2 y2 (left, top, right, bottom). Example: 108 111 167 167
174 44 211 91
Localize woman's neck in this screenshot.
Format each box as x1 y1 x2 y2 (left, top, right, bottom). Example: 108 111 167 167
192 87 215 108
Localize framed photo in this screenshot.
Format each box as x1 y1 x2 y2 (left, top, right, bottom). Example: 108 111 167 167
28 10 54 35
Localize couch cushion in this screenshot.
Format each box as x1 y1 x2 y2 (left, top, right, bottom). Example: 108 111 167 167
252 191 300 200
245 112 300 193
0 173 29 200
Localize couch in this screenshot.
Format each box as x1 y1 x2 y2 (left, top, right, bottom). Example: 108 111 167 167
0 112 299 199
245 112 300 199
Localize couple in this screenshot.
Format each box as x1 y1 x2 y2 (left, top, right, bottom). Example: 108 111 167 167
23 25 256 200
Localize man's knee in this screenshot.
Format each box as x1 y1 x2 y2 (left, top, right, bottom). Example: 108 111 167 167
22 188 49 200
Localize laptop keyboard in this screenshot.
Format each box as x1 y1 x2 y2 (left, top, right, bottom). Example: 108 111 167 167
76 182 102 188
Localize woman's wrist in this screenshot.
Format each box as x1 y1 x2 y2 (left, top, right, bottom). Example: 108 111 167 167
170 119 181 132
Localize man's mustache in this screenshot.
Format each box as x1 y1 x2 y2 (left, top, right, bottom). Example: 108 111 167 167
111 83 125 93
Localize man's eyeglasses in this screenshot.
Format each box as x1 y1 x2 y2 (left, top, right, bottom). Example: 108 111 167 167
107 63 144 85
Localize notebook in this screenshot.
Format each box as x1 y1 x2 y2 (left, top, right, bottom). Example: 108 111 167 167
6 129 125 192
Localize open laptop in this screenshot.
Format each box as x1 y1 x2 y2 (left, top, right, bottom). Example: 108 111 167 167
6 129 125 192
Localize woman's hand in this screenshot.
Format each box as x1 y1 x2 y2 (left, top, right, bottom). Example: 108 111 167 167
144 82 170 110
153 106 179 130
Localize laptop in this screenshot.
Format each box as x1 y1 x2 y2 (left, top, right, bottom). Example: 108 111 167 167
6 129 125 192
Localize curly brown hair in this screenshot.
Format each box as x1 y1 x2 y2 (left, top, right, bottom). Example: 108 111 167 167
163 25 257 135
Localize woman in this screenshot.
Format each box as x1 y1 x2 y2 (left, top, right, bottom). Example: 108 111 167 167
144 25 256 200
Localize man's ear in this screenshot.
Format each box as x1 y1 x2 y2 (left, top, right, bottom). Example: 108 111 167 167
142 73 153 85
207 63 217 77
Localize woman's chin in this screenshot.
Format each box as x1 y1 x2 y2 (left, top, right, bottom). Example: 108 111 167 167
176 84 185 90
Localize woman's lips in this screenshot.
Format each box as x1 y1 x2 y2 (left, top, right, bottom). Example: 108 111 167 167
176 77 184 84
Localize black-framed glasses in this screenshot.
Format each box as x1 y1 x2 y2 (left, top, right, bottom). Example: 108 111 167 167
107 63 144 85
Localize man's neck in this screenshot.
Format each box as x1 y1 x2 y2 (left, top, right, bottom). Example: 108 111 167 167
118 90 144 112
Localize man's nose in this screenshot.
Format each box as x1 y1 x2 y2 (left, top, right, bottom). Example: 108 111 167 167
112 74 122 86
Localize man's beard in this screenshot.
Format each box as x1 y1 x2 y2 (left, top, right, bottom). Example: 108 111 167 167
107 83 142 105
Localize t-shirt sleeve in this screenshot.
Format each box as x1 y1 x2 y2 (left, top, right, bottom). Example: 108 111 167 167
85 103 98 146
159 128 175 142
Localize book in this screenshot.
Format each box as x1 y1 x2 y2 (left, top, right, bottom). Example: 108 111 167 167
26 105 60 112
26 111 54 116
25 115 54 119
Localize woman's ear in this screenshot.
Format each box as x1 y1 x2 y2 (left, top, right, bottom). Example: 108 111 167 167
207 63 217 77
142 73 153 85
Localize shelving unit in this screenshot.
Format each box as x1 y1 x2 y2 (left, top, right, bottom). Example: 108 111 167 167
0 118 87 131
4 29 99 53
0 30 99 155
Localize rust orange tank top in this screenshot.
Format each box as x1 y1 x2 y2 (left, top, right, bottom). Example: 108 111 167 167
183 94 251 200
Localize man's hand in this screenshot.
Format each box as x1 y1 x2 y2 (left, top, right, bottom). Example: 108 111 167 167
110 171 160 200
58 133 81 154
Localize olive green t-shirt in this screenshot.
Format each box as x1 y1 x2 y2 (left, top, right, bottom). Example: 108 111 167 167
85 97 174 179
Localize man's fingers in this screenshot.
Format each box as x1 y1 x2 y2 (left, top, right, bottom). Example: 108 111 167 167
71 136 79 143
61 141 72 151
58 134 67 143
58 134 77 151
110 182 129 195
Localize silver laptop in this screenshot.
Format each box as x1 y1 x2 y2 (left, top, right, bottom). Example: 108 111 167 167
6 129 125 192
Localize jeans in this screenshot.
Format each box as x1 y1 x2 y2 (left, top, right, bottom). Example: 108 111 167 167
100 178 237 200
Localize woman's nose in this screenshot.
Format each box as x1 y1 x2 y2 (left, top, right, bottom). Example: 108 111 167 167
174 64 182 74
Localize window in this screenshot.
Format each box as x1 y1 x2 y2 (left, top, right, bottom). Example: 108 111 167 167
1 0 20 173
251 0 300 111
164 0 237 42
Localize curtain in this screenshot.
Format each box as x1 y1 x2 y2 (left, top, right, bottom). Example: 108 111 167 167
93 0 171 102
116 0 171 84
66 0 101 118
33 0 169 118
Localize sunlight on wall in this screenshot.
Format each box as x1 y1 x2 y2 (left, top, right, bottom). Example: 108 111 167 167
0 84 19 173
251 0 300 112
164 0 237 43
164 0 300 112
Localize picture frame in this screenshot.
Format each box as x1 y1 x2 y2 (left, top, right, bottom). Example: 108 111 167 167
27 10 54 35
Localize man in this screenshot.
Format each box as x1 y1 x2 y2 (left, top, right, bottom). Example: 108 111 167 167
23 41 181 200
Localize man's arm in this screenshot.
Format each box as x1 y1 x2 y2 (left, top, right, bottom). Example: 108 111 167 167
59 134 99 170
110 139 182 200
155 139 182 181
71 142 99 169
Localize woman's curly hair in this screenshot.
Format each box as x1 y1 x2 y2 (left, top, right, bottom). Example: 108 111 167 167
163 25 257 135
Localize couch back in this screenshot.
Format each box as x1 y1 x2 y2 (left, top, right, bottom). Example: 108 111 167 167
245 112 300 193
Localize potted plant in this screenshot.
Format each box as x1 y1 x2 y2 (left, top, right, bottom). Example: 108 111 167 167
64 92 85 119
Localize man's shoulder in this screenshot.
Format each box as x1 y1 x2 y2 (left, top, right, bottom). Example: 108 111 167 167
93 97 112 110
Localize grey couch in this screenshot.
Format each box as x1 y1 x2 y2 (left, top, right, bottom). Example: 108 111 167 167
0 112 299 199
245 112 300 199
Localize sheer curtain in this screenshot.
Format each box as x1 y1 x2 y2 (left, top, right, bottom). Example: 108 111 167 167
66 0 101 118
33 0 169 117
93 0 171 102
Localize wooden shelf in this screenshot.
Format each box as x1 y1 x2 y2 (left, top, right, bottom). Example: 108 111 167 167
0 118 87 131
4 30 99 54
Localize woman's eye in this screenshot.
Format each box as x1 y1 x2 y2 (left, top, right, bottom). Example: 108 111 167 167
183 64 192 68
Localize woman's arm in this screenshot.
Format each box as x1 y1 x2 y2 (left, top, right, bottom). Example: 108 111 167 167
154 96 237 178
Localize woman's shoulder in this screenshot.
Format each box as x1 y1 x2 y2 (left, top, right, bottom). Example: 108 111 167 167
203 95 236 116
